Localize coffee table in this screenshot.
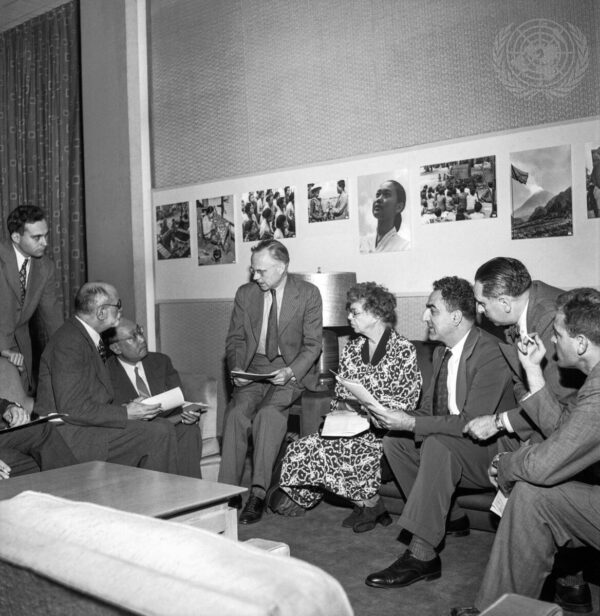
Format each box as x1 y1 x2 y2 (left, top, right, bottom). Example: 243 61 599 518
0 461 246 539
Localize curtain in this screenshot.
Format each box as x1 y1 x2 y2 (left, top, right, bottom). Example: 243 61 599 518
0 0 85 318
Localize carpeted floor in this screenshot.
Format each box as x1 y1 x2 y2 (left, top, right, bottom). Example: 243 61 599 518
238 499 600 616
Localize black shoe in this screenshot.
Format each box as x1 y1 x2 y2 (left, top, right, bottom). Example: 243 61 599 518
554 580 593 614
446 515 470 537
228 495 242 510
365 550 441 588
341 505 361 528
239 495 265 525
449 608 480 616
353 500 393 533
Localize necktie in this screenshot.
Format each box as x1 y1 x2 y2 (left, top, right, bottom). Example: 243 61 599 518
432 349 452 416
135 366 151 397
19 259 28 304
265 289 279 361
97 339 108 362
505 324 520 344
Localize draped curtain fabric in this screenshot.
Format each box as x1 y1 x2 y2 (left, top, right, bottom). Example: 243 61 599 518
0 0 85 319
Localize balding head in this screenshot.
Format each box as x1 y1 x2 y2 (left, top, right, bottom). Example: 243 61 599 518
74 282 122 333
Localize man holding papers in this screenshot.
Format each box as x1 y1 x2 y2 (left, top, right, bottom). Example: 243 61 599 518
366 277 515 589
219 239 322 524
106 318 202 478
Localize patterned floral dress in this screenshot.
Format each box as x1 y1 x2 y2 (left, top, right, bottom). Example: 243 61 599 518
280 328 422 508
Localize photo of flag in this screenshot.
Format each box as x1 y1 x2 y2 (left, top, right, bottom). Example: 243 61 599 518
511 164 529 184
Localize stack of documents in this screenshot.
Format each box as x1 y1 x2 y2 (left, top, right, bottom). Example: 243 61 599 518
321 410 370 437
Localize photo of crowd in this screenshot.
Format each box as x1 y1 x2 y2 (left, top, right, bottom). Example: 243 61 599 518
419 157 497 224
240 187 296 242
358 170 411 253
307 179 349 222
196 195 236 265
155 202 190 260
585 143 600 219
510 145 572 240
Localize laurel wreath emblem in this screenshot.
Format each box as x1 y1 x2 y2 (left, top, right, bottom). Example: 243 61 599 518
492 19 589 99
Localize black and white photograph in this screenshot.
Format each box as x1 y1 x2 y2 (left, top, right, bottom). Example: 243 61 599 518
240 187 295 242
510 145 573 240
419 156 496 223
307 179 349 222
155 201 190 260
585 143 600 219
358 170 411 253
196 195 236 265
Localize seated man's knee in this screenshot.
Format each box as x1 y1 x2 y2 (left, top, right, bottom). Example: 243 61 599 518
256 404 287 424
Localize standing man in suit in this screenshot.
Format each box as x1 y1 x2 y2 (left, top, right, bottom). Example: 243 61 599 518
450 288 600 616
35 282 178 473
365 277 515 589
106 318 203 478
0 205 63 393
219 239 322 524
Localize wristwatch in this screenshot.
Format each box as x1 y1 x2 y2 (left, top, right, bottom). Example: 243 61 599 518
494 413 505 432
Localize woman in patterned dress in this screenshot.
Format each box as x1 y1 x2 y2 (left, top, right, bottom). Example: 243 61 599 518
274 282 422 532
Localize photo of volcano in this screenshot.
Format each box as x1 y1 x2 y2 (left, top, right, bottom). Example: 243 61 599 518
510 144 572 240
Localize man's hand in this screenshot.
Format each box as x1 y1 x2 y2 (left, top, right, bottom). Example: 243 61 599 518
0 459 10 480
231 367 251 388
1 349 25 371
2 403 30 427
487 460 499 490
516 333 546 394
180 409 201 424
463 415 499 441
126 401 162 421
367 406 415 431
269 366 294 386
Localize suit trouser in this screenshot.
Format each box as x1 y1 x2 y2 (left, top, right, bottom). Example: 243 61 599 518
219 356 302 490
173 422 202 478
0 422 77 474
475 481 600 611
383 433 496 547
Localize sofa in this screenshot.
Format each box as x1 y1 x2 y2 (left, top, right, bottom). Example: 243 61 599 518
0 490 353 616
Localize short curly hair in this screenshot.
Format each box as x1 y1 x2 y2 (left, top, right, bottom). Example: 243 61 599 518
433 276 476 321
556 288 600 345
346 282 397 327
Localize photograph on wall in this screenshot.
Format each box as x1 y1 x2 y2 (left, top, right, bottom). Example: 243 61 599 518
585 143 600 219
419 156 496 223
358 170 410 253
510 145 572 240
155 201 190 260
196 195 236 265
240 187 295 242
307 179 349 222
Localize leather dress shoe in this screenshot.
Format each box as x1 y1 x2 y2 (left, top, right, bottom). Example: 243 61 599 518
554 580 593 613
365 550 441 588
446 515 470 537
341 505 361 528
449 607 480 616
352 500 393 533
228 495 242 510
239 495 265 525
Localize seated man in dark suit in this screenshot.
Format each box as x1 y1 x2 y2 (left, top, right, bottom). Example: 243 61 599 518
0 397 76 478
35 282 179 473
105 318 202 478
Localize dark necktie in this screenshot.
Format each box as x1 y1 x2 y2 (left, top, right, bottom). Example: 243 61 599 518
432 348 452 416
135 366 151 397
505 324 520 344
19 259 28 304
265 289 279 361
97 339 108 362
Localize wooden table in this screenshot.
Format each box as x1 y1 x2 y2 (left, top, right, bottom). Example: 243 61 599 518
0 461 246 539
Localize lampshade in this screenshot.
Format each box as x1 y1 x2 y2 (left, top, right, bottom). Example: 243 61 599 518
294 271 357 327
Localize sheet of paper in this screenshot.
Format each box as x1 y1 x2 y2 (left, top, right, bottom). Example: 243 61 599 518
230 370 278 382
0 413 67 433
332 373 385 411
490 490 507 517
142 387 185 412
321 410 370 437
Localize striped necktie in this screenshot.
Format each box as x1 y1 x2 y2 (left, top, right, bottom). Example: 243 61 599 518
135 366 151 398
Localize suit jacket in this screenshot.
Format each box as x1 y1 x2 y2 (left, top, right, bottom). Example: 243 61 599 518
498 360 600 491
107 352 182 406
0 241 63 387
226 274 322 390
413 326 516 438
34 317 128 460
500 281 584 437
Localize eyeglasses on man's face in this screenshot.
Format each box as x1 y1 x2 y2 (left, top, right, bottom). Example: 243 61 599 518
249 266 274 277
99 298 122 312
113 324 145 343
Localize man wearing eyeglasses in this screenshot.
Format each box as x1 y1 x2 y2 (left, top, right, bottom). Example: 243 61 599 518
35 282 178 473
105 318 202 478
219 239 322 524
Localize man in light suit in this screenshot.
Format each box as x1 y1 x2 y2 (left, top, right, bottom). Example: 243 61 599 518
106 318 203 478
219 239 322 524
450 288 600 616
365 277 515 589
0 205 63 393
35 282 178 472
